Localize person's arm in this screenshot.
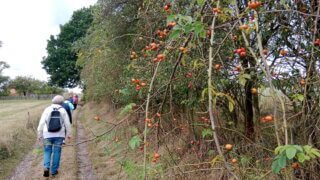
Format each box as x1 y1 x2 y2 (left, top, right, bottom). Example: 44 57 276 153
62 109 72 139
37 107 49 139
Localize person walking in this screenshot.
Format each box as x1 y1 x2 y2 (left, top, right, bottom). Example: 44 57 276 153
65 96 74 111
72 95 79 110
63 100 73 123
61 100 73 145
37 95 71 177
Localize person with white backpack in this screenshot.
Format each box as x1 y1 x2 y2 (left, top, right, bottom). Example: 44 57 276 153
37 95 72 177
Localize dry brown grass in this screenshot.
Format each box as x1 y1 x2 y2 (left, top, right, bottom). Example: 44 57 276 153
0 100 50 179
77 102 128 179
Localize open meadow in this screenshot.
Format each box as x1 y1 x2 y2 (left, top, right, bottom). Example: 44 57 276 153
0 99 50 179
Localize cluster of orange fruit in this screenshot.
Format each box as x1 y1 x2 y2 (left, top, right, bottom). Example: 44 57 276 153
250 88 258 94
156 29 169 39
94 116 100 121
163 3 170 12
212 8 222 14
179 47 188 54
234 47 247 58
145 113 161 128
152 153 161 163
239 24 249 30
234 65 241 72
248 1 262 10
151 54 166 63
280 49 287 56
200 116 210 124
224 144 238 164
206 30 212 38
261 115 273 123
131 78 147 91
215 64 221 72
150 42 158 51
225 144 233 151
185 72 192 78
168 21 176 28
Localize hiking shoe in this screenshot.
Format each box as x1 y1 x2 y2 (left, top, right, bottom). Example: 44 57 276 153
43 169 49 177
52 170 59 176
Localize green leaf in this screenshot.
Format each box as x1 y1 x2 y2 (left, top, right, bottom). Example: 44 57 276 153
311 148 320 157
199 30 206 38
119 103 136 116
183 24 193 34
278 155 287 167
129 135 141 150
200 88 208 101
271 159 282 174
197 0 205 6
167 15 176 24
305 155 311 160
212 96 217 109
242 73 251 79
183 16 193 24
293 145 303 152
239 77 246 86
193 21 204 36
120 88 130 96
297 153 306 163
228 101 234 112
226 95 235 112
239 73 250 86
230 0 237 5
169 29 180 40
202 129 213 138
286 146 297 159
303 145 312 153
275 146 284 155
296 94 304 101
309 153 316 158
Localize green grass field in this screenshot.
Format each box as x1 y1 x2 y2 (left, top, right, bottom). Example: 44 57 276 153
0 99 50 179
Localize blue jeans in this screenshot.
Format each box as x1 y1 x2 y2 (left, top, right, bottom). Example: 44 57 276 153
43 137 64 174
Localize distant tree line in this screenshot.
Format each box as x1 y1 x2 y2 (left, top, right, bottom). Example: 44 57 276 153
0 63 63 97
0 74 64 96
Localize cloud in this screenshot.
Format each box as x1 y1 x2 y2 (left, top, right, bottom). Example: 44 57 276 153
0 0 97 84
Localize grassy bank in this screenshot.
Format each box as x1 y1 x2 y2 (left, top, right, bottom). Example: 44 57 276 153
77 102 130 179
0 100 50 179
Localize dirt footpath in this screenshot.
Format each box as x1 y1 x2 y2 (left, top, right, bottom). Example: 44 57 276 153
7 108 97 180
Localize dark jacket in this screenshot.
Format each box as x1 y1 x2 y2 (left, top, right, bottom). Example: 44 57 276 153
62 103 72 124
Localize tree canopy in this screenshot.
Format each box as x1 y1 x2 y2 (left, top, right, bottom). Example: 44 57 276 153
42 7 94 88
0 60 10 93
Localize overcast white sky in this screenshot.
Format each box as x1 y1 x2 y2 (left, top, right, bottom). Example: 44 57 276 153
0 0 97 92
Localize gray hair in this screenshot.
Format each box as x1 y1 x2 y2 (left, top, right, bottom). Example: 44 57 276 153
52 95 64 105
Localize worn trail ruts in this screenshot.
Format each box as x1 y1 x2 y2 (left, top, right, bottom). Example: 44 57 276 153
75 114 98 180
7 107 98 180
7 144 38 180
